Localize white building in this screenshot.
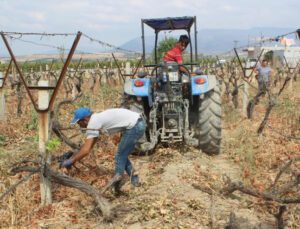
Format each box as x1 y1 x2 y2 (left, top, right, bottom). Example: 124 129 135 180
246 46 300 68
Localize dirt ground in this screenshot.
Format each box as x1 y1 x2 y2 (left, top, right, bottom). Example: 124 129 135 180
0 78 299 228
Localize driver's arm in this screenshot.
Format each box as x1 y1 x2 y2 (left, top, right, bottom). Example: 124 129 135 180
179 66 189 74
179 66 196 76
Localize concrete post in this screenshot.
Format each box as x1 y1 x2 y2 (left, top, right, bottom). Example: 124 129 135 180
38 80 52 205
289 69 293 93
125 62 131 80
242 82 249 117
220 80 226 97
0 72 5 121
12 65 16 81
71 82 77 98
103 66 107 84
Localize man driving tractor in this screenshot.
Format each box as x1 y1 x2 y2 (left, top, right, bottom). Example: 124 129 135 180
163 35 191 75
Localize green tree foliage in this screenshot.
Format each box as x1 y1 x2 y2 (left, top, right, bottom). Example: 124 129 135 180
153 37 177 62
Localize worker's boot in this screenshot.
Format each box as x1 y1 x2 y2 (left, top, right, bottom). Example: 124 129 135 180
130 169 140 187
131 175 140 187
110 174 123 195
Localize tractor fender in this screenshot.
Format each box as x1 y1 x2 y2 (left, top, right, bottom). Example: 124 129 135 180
191 75 217 95
124 78 153 106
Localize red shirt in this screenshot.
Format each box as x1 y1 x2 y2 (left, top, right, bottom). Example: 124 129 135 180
163 45 183 64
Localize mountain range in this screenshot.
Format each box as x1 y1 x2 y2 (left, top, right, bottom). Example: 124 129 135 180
1 27 298 60
119 27 299 55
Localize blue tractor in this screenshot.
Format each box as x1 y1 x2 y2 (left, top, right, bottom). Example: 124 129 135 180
122 16 222 154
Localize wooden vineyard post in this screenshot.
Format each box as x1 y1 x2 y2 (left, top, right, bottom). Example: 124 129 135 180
38 80 52 205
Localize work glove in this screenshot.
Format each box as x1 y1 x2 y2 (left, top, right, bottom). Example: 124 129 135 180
58 151 74 169
59 159 73 169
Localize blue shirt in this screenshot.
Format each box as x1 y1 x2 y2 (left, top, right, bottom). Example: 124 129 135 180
256 65 271 82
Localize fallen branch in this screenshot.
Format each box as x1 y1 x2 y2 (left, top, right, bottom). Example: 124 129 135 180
275 205 287 229
271 156 300 190
223 181 300 204
44 166 113 221
275 173 300 196
0 171 37 202
267 124 300 141
192 183 214 195
6 162 113 221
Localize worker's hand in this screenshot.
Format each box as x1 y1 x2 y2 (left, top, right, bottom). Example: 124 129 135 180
59 159 73 169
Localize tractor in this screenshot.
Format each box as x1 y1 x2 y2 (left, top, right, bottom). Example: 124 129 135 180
121 16 222 154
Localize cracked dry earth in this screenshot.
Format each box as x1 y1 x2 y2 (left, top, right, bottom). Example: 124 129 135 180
100 144 276 229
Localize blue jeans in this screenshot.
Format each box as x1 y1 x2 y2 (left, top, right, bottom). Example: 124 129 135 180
115 119 146 176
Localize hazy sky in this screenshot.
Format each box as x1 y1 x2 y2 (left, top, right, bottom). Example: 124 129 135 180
1 0 299 43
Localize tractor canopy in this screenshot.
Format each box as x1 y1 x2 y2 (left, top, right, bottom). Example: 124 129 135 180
141 16 198 65
142 16 195 32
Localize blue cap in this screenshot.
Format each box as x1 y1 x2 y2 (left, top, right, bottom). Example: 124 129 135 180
70 108 92 125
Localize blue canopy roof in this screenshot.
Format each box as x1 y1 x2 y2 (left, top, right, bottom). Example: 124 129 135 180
143 17 195 31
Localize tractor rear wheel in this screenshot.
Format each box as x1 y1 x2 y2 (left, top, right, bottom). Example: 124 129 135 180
197 82 222 154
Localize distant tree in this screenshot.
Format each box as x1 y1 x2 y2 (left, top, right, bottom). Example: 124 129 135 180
153 37 177 62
